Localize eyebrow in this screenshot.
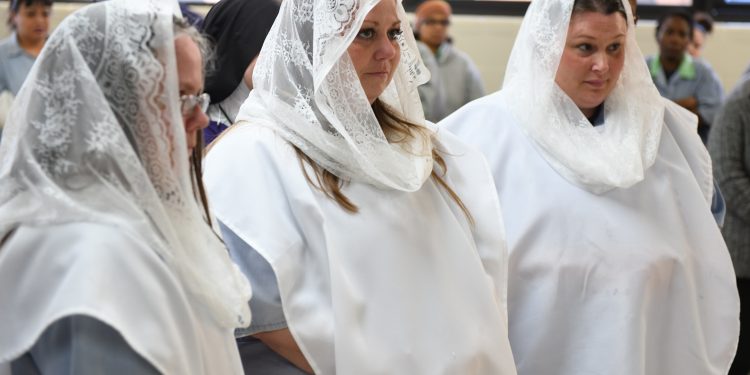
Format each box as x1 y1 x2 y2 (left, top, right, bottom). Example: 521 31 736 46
571 33 626 41
361 20 401 27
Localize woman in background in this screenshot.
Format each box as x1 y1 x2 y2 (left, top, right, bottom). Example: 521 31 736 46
414 0 484 122
201 0 280 145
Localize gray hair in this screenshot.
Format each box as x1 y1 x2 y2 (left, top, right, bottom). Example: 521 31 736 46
173 17 215 77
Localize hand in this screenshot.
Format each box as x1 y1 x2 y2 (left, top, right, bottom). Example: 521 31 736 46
674 96 698 113
254 328 314 374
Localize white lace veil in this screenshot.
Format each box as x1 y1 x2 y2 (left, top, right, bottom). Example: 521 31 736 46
499 0 664 193
235 0 434 192
0 0 251 329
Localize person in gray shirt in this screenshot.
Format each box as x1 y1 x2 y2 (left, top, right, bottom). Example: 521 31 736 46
414 0 484 122
708 74 750 375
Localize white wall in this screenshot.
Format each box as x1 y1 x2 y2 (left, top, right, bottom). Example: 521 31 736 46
2 4 749 94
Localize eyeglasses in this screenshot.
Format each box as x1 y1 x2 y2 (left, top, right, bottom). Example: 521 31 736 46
180 93 210 116
423 19 450 27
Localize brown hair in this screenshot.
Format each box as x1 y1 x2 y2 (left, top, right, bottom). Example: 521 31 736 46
572 0 626 19
295 99 474 225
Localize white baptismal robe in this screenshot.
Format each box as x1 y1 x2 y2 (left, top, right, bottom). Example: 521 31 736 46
204 124 517 375
443 92 739 375
0 222 244 375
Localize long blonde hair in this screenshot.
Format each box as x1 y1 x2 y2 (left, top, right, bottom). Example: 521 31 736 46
295 99 473 225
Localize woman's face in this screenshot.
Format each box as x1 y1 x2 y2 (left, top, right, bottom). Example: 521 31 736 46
12 2 51 43
555 11 627 118
347 0 402 104
175 35 210 153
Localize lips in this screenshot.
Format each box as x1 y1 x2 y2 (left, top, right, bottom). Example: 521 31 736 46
365 71 389 78
584 79 606 89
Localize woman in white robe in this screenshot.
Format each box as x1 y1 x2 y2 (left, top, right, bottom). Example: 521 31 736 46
0 1 252 373
203 0 517 373
441 0 740 374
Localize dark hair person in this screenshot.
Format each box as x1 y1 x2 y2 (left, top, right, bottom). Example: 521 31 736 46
0 0 52 96
201 0 280 145
647 10 724 143
443 0 739 374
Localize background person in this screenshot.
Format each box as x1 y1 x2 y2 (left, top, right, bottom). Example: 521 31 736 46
646 10 724 143
201 0 279 145
0 0 53 141
708 74 750 375
414 0 484 122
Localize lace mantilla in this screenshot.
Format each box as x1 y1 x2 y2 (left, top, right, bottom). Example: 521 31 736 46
0 0 251 329
499 0 664 193
238 0 433 192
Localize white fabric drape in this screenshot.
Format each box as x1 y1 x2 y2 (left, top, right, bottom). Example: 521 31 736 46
205 0 517 372
499 0 664 193
0 0 251 370
235 0 434 192
441 0 740 373
205 125 518 375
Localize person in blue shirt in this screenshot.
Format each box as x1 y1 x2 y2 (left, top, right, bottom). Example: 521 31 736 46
646 10 724 143
0 0 52 96
0 0 52 141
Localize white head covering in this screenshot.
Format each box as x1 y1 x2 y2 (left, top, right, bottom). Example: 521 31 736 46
235 0 433 192
0 0 251 329
499 0 664 193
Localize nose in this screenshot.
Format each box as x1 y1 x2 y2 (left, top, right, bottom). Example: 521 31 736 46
591 52 609 74
373 35 397 61
184 105 210 133
194 107 209 131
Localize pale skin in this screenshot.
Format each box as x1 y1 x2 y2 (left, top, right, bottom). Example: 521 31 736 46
174 35 210 153
11 2 50 57
249 1 404 372
555 11 627 119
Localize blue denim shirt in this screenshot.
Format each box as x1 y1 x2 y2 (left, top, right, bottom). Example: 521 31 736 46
0 33 37 96
646 54 724 126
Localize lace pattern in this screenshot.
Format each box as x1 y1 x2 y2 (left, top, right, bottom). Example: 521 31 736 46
0 0 251 329
237 0 433 192
499 0 665 193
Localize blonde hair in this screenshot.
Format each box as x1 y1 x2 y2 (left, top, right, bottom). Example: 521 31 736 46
295 99 474 225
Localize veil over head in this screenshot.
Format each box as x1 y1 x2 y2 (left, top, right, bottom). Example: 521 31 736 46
235 0 434 192
500 0 665 193
0 0 251 329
